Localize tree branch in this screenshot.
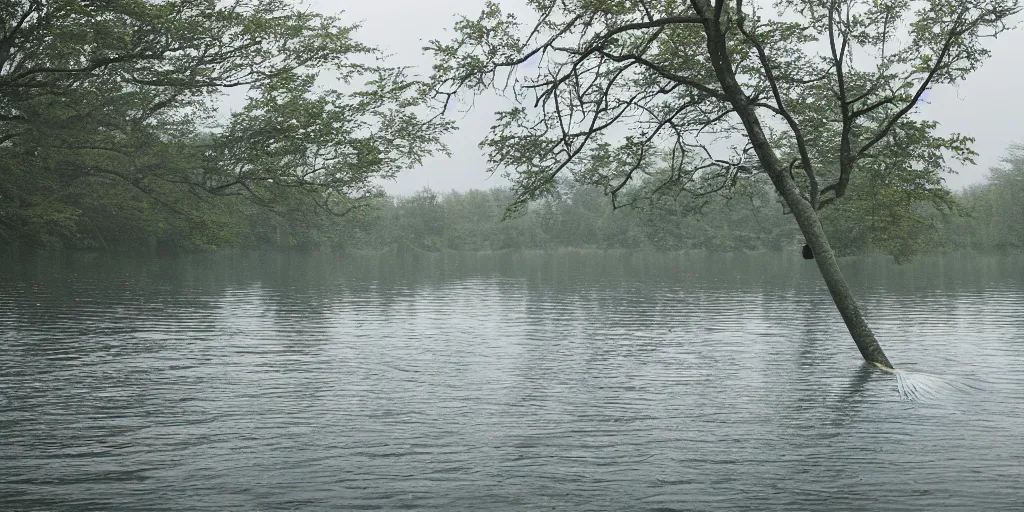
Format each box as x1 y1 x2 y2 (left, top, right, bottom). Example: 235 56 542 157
736 14 819 207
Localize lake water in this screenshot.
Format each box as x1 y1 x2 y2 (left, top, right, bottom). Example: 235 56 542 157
1 251 1022 511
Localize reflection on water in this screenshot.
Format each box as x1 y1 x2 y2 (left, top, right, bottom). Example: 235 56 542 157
1 251 1022 511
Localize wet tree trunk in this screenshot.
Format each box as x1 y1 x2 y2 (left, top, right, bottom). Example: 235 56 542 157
784 192 894 369
756 149 894 368
748 141 894 369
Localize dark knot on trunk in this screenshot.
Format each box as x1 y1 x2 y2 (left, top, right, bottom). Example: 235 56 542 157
802 244 814 260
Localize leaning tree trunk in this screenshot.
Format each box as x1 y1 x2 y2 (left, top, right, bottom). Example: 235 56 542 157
759 156 894 369
756 156 894 369
700 15 895 369
785 195 894 369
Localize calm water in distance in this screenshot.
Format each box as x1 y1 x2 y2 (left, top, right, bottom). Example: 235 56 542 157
1 250 1022 511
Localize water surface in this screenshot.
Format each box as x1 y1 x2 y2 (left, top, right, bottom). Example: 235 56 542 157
1 251 1022 511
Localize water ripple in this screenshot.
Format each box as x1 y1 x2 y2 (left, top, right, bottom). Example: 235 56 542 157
1 252 1022 511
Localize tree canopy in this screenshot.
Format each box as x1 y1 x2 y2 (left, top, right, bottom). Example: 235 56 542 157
426 0 1018 260
0 0 451 247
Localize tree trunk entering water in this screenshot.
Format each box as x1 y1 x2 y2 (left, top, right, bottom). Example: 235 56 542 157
686 10 898 368
787 196 894 369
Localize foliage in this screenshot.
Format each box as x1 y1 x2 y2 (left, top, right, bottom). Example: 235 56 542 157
329 182 803 253
4 156 1024 256
425 0 1019 261
1 1 1020 259
0 0 451 248
942 143 1024 252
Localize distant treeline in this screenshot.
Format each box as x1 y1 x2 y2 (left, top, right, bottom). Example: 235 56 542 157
3 144 1022 260
323 161 1024 259
342 183 803 253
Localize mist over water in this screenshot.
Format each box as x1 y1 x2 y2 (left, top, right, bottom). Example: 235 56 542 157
1 251 1022 511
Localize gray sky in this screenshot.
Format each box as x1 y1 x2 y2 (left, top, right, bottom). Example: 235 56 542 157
306 1 1023 195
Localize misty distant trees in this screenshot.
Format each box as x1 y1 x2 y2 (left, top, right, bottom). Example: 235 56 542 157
1 146 1022 255
347 165 1024 256
952 143 1024 251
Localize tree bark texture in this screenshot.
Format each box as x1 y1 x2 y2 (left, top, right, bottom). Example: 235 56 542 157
786 192 895 369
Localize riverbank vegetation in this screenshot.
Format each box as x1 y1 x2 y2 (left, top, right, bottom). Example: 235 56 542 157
3 146 1023 259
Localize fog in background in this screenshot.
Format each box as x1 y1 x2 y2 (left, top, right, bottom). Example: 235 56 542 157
223 0 1024 196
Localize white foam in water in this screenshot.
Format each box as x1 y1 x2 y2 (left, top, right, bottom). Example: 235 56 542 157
891 368 982 401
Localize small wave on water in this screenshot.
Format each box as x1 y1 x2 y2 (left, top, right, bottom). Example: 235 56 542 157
887 367 984 402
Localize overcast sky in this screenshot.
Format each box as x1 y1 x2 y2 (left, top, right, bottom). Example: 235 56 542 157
300 1 1023 196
